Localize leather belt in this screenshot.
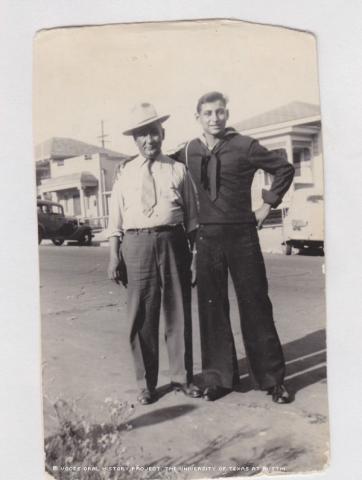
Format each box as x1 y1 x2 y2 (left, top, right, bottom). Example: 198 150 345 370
126 224 182 234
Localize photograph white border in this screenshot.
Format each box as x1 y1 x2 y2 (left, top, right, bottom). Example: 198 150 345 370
1 1 361 479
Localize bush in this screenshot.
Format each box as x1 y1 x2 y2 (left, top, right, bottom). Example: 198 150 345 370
45 397 147 480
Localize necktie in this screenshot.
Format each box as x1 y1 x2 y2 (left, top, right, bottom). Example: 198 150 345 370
141 160 156 216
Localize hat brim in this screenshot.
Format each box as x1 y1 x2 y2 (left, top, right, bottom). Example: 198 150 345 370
122 114 170 136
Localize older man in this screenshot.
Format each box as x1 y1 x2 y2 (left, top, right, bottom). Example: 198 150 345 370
107 103 201 405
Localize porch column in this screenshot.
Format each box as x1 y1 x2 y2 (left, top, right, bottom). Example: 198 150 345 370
79 185 86 218
285 135 294 165
100 168 106 217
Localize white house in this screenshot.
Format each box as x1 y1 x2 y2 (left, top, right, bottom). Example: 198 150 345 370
234 101 323 252
36 137 130 228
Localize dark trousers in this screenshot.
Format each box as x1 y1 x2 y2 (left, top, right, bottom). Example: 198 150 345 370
122 226 193 391
196 224 285 390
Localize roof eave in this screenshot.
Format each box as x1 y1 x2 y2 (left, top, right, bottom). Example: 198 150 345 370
237 114 321 136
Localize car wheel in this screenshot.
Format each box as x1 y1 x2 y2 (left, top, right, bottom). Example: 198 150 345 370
79 231 92 246
52 238 64 246
283 243 292 255
38 228 43 245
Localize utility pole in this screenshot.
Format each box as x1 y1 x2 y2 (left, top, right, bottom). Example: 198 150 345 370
97 120 109 149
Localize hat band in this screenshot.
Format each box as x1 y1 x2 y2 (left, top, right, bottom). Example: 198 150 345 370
134 114 158 126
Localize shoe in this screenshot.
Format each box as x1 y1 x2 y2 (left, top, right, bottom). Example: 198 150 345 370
267 384 291 404
171 382 202 398
137 388 156 405
203 386 231 401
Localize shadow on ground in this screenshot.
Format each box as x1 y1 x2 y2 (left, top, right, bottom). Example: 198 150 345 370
129 404 198 430
194 329 326 400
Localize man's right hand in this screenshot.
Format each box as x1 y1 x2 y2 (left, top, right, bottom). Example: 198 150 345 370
108 257 120 284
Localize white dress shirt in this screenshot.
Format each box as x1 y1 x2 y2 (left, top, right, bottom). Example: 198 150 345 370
107 154 198 236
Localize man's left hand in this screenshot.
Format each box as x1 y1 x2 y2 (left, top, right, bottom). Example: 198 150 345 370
254 203 272 230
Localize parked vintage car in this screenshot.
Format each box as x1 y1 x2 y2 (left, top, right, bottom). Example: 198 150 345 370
37 199 93 246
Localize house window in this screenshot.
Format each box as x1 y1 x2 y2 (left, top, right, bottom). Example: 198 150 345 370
293 151 302 176
84 154 92 160
293 148 311 178
56 159 64 166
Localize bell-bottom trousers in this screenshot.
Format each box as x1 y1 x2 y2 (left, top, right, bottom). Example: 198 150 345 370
196 224 285 390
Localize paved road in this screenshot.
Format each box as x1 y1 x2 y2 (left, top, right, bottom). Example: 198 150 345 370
39 246 328 477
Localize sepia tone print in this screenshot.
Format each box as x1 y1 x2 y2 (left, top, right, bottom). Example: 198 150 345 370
34 20 327 479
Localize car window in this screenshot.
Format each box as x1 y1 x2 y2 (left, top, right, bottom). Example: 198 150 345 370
40 205 49 214
50 205 63 215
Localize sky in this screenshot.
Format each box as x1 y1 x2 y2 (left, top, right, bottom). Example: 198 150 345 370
33 20 320 157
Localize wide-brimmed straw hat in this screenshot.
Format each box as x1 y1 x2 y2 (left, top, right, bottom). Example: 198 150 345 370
122 102 170 136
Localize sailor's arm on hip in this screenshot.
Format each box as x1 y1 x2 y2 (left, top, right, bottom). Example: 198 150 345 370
248 140 295 208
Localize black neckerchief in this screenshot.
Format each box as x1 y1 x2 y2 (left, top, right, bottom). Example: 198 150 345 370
199 128 238 201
